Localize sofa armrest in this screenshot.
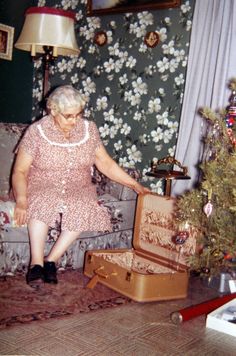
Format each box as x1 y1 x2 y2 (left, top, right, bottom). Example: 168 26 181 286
0 123 28 200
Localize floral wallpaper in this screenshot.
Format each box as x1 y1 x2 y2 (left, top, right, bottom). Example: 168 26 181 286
32 0 195 193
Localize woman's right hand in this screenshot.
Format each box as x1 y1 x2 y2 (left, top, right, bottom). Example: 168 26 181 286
14 200 27 226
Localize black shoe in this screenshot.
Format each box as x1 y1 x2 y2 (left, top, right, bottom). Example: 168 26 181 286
44 261 58 284
26 264 44 288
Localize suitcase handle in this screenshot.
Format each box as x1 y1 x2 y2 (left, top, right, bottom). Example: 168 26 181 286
86 266 117 289
94 266 117 279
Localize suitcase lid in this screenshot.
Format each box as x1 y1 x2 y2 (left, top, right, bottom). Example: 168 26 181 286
133 193 196 269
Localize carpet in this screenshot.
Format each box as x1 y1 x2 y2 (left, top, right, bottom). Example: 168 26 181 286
0 269 133 329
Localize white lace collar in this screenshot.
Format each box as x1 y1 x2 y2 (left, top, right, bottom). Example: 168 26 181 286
37 120 89 147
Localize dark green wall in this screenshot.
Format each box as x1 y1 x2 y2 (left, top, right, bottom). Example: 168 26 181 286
0 0 35 123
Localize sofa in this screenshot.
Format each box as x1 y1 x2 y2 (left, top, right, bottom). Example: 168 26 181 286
0 122 139 276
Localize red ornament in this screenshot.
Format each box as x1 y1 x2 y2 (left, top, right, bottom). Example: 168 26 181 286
224 253 232 260
172 231 189 245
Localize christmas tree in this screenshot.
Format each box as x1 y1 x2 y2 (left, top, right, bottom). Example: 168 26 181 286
175 79 236 277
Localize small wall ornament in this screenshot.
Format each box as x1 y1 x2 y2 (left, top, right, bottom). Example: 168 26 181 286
94 31 107 46
144 31 159 48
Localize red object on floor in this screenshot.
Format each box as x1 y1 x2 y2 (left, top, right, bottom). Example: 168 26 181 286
170 293 236 324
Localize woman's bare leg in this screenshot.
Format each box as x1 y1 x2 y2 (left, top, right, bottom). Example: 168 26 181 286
45 230 80 263
28 219 49 266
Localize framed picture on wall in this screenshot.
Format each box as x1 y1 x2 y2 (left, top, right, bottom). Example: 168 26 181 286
87 0 181 16
0 24 14 61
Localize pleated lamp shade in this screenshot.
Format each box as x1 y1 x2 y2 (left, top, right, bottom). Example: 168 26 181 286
15 7 80 57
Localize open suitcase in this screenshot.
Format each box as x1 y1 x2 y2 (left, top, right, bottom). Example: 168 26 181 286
84 193 196 302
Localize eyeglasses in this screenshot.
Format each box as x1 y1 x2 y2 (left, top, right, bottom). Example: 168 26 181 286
59 110 84 121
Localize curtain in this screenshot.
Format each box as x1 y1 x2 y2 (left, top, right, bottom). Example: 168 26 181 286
172 0 236 196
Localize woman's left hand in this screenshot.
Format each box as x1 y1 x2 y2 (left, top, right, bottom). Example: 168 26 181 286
133 182 151 194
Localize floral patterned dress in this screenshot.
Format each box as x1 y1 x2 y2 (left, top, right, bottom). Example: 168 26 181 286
18 115 112 233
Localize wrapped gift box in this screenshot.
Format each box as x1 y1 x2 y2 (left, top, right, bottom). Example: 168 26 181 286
206 298 236 337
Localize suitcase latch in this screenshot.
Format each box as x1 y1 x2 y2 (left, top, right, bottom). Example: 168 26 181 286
87 254 93 264
126 272 132 282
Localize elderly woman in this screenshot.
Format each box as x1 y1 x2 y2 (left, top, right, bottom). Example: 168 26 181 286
12 85 149 288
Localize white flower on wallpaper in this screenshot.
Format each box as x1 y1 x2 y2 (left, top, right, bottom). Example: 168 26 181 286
151 128 163 143
114 140 122 151
186 20 192 31
138 11 154 26
96 96 108 110
125 56 137 69
61 0 78 10
129 11 154 38
119 73 128 85
181 1 191 13
71 72 79 84
127 145 142 163
104 108 115 122
133 112 142 122
33 0 195 193
162 40 175 55
175 73 185 86
139 133 149 144
156 57 169 73
156 112 168 125
82 77 96 95
148 98 161 113
168 145 176 156
124 91 141 106
99 123 110 138
158 28 168 42
76 57 86 69
38 0 46 6
120 123 131 135
132 77 147 95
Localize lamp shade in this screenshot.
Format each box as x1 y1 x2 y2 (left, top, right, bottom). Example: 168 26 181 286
15 7 80 56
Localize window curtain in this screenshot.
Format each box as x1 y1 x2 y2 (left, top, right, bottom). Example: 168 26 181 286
172 0 236 196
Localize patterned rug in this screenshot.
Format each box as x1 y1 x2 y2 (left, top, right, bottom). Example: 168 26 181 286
0 269 133 329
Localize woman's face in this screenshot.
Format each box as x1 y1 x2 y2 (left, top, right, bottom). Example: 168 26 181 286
52 106 84 132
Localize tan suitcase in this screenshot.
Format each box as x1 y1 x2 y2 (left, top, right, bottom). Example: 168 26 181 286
84 193 196 302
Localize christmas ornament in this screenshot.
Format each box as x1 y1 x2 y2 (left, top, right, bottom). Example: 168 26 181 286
201 266 210 274
203 201 213 217
225 89 236 146
212 250 220 258
172 231 189 245
227 128 236 146
224 253 232 261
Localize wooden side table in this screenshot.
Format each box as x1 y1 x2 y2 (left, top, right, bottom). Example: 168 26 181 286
146 157 191 196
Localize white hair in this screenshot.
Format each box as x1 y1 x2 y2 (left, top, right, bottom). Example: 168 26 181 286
47 85 86 113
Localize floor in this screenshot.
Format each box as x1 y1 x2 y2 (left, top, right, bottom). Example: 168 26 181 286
0 276 236 356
